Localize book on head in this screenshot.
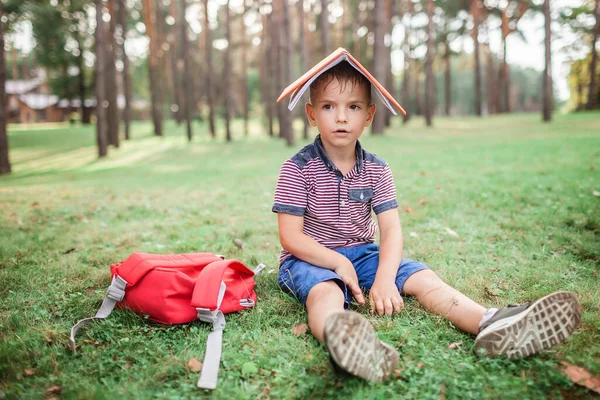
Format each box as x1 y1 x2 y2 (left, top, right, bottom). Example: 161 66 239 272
277 47 407 116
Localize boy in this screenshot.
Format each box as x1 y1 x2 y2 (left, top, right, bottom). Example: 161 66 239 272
272 60 581 383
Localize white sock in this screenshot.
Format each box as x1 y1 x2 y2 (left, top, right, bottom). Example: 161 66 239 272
479 308 499 329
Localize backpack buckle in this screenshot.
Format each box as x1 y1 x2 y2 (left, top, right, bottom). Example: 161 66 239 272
196 308 225 330
239 298 255 308
106 276 126 301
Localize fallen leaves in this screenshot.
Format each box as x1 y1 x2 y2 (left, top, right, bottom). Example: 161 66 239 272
291 323 308 336
448 342 462 349
187 357 203 372
561 361 600 394
45 386 62 396
63 248 76 255
232 238 244 250
24 368 35 376
593 191 600 197
403 207 414 214
445 227 459 238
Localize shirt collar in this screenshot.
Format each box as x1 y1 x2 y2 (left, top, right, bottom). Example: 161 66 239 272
314 135 364 174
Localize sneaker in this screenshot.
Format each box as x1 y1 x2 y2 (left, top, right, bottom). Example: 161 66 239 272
474 291 581 358
323 311 399 383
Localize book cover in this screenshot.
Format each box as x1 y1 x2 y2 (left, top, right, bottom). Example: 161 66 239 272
277 47 407 116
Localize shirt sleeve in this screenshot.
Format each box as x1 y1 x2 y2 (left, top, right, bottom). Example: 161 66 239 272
272 159 308 216
372 164 398 215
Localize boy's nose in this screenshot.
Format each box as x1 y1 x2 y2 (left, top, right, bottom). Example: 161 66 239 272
336 110 347 123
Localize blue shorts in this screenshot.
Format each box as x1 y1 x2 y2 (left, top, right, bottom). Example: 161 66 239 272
277 243 430 308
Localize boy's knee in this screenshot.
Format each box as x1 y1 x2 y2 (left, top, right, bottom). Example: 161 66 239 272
404 269 447 298
306 280 344 307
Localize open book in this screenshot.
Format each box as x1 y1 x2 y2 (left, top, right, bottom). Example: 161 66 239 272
277 47 406 116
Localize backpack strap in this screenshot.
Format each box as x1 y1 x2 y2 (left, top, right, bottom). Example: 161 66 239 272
69 275 127 353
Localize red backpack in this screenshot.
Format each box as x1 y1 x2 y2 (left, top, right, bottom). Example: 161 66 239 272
70 252 263 390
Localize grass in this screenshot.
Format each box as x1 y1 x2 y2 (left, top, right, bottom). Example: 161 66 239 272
0 112 599 399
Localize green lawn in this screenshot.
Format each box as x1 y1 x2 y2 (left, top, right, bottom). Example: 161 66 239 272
1 113 599 399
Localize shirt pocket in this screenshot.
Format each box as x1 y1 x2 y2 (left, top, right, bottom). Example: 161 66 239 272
348 188 373 224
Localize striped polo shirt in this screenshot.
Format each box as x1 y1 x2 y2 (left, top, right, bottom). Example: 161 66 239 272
272 135 398 263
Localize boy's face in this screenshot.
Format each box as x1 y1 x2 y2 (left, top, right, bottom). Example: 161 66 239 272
305 78 376 151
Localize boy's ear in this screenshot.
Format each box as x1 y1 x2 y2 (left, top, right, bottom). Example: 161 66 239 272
364 104 376 127
305 103 317 126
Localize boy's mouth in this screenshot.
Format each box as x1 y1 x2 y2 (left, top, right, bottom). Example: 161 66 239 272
334 129 350 134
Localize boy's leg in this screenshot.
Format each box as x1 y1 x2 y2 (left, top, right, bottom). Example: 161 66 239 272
402 269 485 335
402 269 581 358
305 281 345 342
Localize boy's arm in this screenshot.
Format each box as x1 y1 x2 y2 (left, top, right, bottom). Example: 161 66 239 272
278 212 365 304
370 208 404 316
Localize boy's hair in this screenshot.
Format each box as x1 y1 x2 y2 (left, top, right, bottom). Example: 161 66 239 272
309 61 372 105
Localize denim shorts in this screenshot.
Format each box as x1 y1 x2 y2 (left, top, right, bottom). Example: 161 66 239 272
277 243 430 308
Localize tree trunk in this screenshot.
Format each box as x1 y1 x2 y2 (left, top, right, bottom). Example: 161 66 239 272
414 60 422 116
95 0 108 158
472 0 482 116
384 0 393 128
202 0 215 138
11 46 18 81
264 10 275 137
543 0 552 121
106 0 120 147
241 2 249 136
0 3 11 174
169 0 181 123
320 0 330 56
444 51 451 116
224 2 232 142
424 0 434 126
402 10 411 124
180 0 193 141
586 0 599 110
143 0 163 136
118 0 131 139
298 0 309 140
371 0 386 134
76 34 91 124
276 0 293 145
499 9 510 113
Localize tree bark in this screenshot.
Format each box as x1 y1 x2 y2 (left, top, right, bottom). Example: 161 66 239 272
543 0 552 121
76 34 91 124
143 0 163 136
11 46 18 81
118 0 131 139
180 0 193 141
424 0 435 126
444 50 451 116
472 0 482 116
106 0 120 147
224 1 232 142
169 0 181 123
320 0 330 56
298 0 309 140
95 0 108 158
586 0 599 110
402 6 411 124
241 1 249 136
202 0 216 138
264 9 275 137
0 3 11 174
276 0 293 145
371 0 386 134
384 0 393 128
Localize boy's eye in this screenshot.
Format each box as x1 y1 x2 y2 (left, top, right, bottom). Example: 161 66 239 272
350 105 361 110
322 104 332 110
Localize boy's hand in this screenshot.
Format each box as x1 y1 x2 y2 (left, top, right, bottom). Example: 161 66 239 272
334 260 365 305
369 280 404 316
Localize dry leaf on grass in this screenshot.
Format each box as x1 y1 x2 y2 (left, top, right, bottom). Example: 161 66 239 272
187 357 203 372
403 207 414 214
591 165 597 170
232 238 244 249
418 197 427 206
292 323 308 336
593 191 600 197
45 386 62 395
448 342 462 349
561 362 600 394
24 368 35 376
445 228 459 237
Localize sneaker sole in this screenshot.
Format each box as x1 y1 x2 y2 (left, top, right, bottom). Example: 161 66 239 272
474 291 581 358
324 311 399 383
